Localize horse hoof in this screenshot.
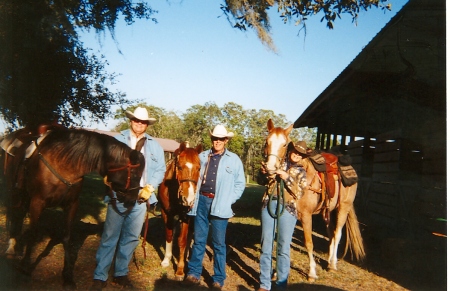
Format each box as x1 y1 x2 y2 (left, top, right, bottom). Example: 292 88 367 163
307 273 318 282
161 260 170 268
327 264 338 271
175 275 184 281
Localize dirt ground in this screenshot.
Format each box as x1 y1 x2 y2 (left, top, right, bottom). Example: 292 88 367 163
0 188 446 291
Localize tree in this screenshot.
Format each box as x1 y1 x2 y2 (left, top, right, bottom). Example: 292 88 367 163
0 0 156 128
221 0 392 50
0 0 392 129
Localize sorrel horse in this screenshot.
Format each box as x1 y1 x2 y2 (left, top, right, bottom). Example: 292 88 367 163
0 127 145 288
158 142 202 280
263 119 365 281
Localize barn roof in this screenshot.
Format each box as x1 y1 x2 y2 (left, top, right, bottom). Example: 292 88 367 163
86 129 180 153
293 0 446 141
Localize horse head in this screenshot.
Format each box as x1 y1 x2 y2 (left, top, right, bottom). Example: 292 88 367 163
263 119 293 177
106 137 146 207
175 142 202 208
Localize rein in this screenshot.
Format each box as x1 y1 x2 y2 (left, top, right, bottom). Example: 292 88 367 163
35 139 82 201
266 176 285 278
267 177 286 218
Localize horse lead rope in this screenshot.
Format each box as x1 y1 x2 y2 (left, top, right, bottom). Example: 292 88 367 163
266 177 285 281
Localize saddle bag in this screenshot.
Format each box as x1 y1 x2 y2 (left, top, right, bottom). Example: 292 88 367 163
308 151 326 172
339 164 358 187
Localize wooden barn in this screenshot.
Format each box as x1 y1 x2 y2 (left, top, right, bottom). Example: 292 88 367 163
294 0 446 246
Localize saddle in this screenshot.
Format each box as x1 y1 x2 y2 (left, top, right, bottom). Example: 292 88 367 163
307 150 358 224
308 151 338 199
1 124 61 190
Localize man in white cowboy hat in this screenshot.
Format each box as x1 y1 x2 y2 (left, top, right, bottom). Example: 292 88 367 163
184 125 245 290
92 107 166 290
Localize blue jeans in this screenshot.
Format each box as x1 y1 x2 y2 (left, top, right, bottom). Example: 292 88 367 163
93 201 147 281
187 194 229 286
260 200 297 290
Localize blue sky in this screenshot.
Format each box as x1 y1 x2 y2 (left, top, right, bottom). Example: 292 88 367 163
76 1 406 130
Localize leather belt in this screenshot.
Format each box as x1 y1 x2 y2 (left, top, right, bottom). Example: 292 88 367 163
201 192 215 198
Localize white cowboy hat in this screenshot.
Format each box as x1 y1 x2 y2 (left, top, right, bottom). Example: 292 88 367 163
209 124 234 138
125 107 156 125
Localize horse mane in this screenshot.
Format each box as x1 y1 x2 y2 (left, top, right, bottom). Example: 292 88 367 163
40 129 130 174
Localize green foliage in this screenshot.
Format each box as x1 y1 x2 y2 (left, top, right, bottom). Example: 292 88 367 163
0 0 390 129
221 0 392 50
113 101 317 181
0 0 157 128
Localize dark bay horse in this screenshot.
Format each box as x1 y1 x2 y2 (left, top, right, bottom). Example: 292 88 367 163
0 127 145 288
158 142 202 280
263 119 365 282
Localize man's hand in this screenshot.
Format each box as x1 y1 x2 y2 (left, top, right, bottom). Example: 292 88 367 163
139 184 155 201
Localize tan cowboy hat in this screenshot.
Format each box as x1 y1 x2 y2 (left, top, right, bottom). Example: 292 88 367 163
125 107 156 125
290 141 308 155
209 125 234 138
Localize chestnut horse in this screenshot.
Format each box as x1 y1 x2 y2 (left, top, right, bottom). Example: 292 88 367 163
0 127 145 288
263 119 365 281
158 142 202 280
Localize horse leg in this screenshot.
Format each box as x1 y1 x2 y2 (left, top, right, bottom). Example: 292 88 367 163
6 196 28 257
61 199 79 289
301 214 318 281
161 212 174 268
20 198 45 274
175 220 189 281
327 208 347 271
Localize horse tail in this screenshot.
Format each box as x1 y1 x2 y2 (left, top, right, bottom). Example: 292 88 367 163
343 205 366 261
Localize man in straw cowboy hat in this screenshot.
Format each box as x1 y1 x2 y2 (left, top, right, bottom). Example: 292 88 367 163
91 107 166 290
184 124 245 290
257 141 308 291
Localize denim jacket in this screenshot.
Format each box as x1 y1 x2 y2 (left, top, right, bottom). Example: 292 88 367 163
188 148 246 218
107 129 166 205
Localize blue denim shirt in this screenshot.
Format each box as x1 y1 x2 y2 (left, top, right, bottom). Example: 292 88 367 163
188 148 246 218
106 129 166 205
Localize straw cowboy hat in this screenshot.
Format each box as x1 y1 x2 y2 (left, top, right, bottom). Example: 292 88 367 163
125 107 156 125
209 125 234 138
290 141 308 155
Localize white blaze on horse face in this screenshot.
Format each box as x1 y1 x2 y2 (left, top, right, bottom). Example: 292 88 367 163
266 133 287 172
185 162 196 205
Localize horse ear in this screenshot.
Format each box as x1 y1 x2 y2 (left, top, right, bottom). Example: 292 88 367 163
195 144 203 153
179 142 187 152
285 124 294 136
135 137 146 151
267 119 274 131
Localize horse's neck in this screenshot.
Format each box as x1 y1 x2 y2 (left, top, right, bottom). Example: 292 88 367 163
304 159 318 186
165 159 177 180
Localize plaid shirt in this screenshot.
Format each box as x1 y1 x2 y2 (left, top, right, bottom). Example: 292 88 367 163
261 161 307 217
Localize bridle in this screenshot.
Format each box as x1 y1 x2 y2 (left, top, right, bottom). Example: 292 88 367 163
263 138 289 175
106 160 143 216
107 161 143 195
175 159 198 202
